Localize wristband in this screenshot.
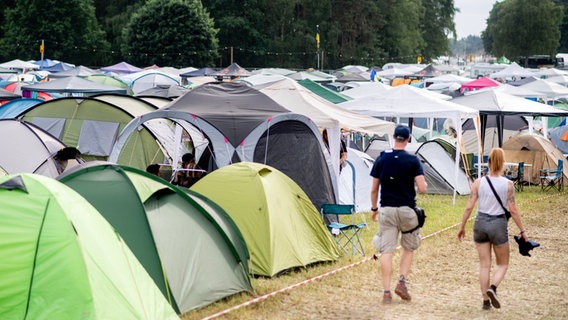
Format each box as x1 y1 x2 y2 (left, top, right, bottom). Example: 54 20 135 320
371 207 378 212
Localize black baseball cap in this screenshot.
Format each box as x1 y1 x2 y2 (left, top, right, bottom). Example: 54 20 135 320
394 125 410 141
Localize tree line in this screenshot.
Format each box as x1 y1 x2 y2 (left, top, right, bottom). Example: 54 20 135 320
0 0 567 70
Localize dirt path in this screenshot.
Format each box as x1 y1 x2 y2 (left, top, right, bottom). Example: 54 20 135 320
189 193 568 320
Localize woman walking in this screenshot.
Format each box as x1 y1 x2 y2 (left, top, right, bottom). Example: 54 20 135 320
457 147 529 310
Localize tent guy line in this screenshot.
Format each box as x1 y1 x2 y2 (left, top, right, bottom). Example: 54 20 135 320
201 218 473 320
202 190 561 320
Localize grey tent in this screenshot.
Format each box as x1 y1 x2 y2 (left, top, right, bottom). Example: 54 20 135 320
48 65 99 79
0 87 21 101
110 82 337 209
21 76 127 95
415 139 471 195
135 84 190 99
58 162 252 313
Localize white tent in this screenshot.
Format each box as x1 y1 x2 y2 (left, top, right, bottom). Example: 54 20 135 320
338 147 374 212
489 62 535 79
426 74 473 84
0 59 39 71
341 82 391 99
339 84 480 202
452 89 568 154
518 78 568 100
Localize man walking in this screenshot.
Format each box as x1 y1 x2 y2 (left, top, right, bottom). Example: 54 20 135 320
370 124 428 303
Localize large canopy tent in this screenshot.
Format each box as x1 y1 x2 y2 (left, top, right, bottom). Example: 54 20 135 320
0 59 39 72
109 82 337 210
0 174 178 319
452 89 568 154
338 84 480 200
58 163 252 313
48 65 99 79
21 76 128 95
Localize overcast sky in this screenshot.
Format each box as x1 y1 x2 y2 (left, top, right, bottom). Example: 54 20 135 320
454 0 500 39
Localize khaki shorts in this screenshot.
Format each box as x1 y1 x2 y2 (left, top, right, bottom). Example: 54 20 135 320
373 206 421 253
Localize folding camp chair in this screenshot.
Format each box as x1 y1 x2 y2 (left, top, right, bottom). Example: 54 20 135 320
506 162 525 192
540 159 564 192
320 204 366 256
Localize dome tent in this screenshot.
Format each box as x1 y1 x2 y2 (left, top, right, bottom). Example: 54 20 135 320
191 162 341 277
57 162 252 313
0 174 177 319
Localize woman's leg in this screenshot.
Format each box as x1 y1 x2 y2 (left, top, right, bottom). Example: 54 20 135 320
491 243 510 287
476 242 492 299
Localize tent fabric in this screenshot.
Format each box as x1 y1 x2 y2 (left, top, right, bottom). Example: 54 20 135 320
58 163 252 313
135 84 190 98
191 162 341 277
100 61 143 75
338 147 374 211
0 59 39 70
489 62 535 79
211 63 251 77
502 134 568 184
17 97 167 168
548 125 568 154
21 76 127 94
255 77 396 135
0 173 178 320
0 87 21 101
461 76 501 93
298 79 351 103
180 67 217 77
109 82 338 209
0 119 68 177
415 139 471 195
518 78 568 100
48 65 99 79
415 64 442 77
0 98 42 119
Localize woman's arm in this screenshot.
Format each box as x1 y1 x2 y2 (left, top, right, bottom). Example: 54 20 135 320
507 180 528 241
457 178 480 240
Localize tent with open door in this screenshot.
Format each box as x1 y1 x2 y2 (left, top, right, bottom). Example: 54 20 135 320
57 162 252 313
109 82 337 210
0 173 178 319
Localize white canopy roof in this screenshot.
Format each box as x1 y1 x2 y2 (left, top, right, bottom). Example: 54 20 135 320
339 84 479 119
489 62 535 79
255 78 396 135
518 78 568 100
426 74 473 84
0 59 39 70
452 89 568 115
341 82 391 99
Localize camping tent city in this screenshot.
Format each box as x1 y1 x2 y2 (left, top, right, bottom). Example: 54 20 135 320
3 57 568 317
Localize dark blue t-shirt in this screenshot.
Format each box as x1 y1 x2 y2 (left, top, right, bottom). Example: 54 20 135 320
370 149 424 208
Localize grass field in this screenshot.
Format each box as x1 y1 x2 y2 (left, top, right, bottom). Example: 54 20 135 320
182 186 567 320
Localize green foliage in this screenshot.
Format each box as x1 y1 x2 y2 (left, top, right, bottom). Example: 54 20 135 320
420 0 457 62
484 0 563 66
1 0 110 66
122 0 219 67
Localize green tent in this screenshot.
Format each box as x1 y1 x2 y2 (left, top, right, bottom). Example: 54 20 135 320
16 96 172 170
298 79 351 104
0 174 178 319
191 162 341 277
58 163 252 313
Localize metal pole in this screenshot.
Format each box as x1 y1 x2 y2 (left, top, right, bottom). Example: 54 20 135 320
316 25 320 70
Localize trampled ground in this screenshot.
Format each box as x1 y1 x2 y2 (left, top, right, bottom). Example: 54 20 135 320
184 191 567 320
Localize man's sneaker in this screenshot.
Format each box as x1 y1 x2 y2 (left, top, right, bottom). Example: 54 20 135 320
395 282 411 301
482 300 491 310
382 292 392 304
486 285 500 309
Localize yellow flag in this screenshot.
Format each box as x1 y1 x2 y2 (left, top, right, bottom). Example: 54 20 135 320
316 33 320 49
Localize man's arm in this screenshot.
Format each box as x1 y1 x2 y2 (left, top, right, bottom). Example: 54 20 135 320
370 177 380 221
415 175 427 194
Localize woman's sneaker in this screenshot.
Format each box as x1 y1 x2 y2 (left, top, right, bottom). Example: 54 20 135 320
482 300 491 310
486 285 500 309
382 292 392 304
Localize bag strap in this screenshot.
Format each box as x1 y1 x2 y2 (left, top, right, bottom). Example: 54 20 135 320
484 176 509 214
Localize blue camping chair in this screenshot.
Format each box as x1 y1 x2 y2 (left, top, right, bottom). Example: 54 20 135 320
320 204 366 256
540 159 564 192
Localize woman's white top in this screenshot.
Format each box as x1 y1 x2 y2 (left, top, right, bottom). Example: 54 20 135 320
478 176 509 216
